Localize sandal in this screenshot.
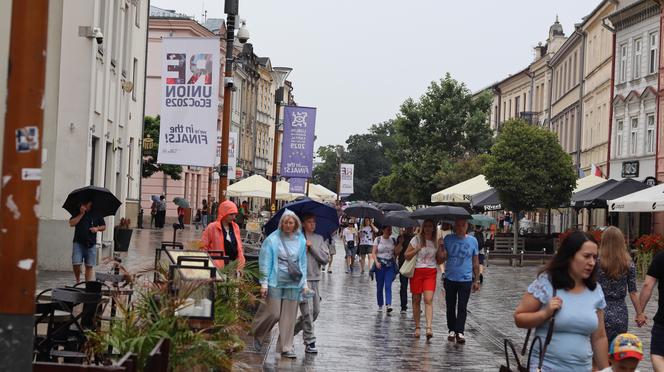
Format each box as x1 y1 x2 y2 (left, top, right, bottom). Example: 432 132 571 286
426 327 433 340
414 327 421 338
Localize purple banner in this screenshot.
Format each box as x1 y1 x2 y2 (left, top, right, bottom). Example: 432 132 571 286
289 178 306 194
281 106 316 178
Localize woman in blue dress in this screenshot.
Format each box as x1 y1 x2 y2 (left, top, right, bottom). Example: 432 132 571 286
251 210 308 359
597 226 639 345
514 231 609 371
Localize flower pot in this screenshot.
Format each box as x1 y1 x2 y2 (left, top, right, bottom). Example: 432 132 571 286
114 229 133 252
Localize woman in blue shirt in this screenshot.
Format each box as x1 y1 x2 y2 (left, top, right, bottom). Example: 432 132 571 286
514 231 609 371
251 210 308 359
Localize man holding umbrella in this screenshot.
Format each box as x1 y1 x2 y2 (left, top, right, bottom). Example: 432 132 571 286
68 200 106 282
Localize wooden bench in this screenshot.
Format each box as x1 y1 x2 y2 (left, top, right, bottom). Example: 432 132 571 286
486 236 525 266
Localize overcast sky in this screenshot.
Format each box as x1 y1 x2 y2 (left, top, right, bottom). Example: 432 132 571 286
152 0 599 150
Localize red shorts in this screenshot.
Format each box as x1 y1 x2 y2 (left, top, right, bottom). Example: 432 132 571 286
410 268 437 294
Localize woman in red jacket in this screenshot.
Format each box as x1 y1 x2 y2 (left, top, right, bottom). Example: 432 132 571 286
201 200 246 273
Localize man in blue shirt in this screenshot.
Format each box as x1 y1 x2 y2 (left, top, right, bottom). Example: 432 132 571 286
440 218 479 344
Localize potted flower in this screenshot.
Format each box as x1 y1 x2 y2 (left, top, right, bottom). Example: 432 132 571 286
634 234 664 279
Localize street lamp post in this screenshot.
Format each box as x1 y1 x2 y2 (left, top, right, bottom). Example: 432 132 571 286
218 0 249 202
269 67 292 214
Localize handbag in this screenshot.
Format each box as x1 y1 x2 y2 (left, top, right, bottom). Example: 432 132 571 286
398 237 417 278
500 289 557 372
279 237 303 282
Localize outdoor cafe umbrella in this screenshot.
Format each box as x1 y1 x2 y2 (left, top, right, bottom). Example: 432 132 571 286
409 205 470 221
376 210 419 228
377 202 407 212
62 185 122 217
343 201 383 220
173 197 190 209
264 198 340 240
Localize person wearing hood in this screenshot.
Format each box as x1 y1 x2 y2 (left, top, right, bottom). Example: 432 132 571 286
201 200 246 272
252 210 308 359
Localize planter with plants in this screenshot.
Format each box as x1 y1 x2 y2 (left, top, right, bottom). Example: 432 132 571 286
86 261 261 371
634 234 664 279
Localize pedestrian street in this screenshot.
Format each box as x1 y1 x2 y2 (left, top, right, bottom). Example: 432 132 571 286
36 227 657 371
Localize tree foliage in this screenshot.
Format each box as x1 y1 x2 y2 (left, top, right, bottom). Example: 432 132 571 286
142 116 183 180
372 74 493 204
483 119 576 212
312 145 346 193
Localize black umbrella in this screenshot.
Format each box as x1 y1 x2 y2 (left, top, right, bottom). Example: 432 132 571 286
470 188 503 212
344 201 383 220
409 205 470 221
62 186 122 217
377 202 407 212
376 210 419 228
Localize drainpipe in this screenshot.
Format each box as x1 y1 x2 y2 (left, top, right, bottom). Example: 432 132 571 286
603 17 616 178
547 64 553 131
656 7 663 183
577 29 586 170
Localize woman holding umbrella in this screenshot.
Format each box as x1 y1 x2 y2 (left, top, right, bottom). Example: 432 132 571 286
252 210 308 359
201 200 246 272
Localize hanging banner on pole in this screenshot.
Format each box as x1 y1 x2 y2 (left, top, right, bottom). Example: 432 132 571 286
289 178 306 194
281 106 316 178
340 163 354 196
158 37 219 166
227 131 238 180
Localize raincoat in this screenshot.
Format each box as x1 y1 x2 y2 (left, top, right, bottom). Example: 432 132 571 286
201 200 245 269
259 210 307 290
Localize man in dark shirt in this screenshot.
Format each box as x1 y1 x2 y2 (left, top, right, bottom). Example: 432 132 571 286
69 201 106 282
637 250 664 371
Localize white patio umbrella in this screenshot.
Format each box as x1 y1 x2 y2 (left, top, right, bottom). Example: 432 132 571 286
276 180 304 201
226 174 272 198
607 183 664 212
431 175 491 203
573 174 607 193
308 183 337 202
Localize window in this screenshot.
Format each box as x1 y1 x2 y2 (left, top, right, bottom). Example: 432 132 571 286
634 38 642 79
630 117 639 155
573 52 578 85
650 32 658 74
134 0 141 27
523 93 526 112
620 44 627 82
571 110 576 152
514 97 519 117
646 114 655 153
617 120 624 156
132 58 138 101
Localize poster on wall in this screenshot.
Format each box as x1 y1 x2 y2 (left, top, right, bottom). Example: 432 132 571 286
340 163 354 196
158 37 219 166
281 106 316 178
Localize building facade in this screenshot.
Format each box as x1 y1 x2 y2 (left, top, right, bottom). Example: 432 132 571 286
255 57 275 176
579 0 617 176
37 0 148 270
141 7 221 223
609 0 660 183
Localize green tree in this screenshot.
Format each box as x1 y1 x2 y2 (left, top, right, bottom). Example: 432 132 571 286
312 145 346 193
378 74 493 204
484 119 577 252
142 115 183 180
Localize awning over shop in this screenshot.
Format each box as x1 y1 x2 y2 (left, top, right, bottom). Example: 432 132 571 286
571 178 649 210
607 183 664 212
431 175 491 204
470 188 502 212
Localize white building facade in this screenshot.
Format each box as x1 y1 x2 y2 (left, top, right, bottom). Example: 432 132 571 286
609 0 660 182
37 0 148 270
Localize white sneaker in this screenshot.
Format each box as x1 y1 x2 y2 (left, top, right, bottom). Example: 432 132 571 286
448 331 456 341
378 306 383 312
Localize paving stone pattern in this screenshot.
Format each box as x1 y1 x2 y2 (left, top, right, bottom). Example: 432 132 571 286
37 228 659 371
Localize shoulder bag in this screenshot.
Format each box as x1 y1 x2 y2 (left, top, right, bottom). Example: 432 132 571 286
399 236 417 278
278 237 303 283
500 289 557 372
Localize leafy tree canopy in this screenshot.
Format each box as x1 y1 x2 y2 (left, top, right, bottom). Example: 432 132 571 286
142 115 183 180
483 119 576 212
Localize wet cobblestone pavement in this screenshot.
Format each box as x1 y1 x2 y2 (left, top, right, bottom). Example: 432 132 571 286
38 229 659 371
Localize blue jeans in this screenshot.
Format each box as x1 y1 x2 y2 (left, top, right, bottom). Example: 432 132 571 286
375 263 396 307
72 242 97 267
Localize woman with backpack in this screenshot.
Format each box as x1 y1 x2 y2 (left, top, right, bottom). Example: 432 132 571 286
372 225 398 313
404 219 440 339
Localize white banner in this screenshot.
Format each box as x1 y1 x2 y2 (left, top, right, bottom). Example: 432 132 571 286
228 131 238 180
158 38 220 166
340 163 354 196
